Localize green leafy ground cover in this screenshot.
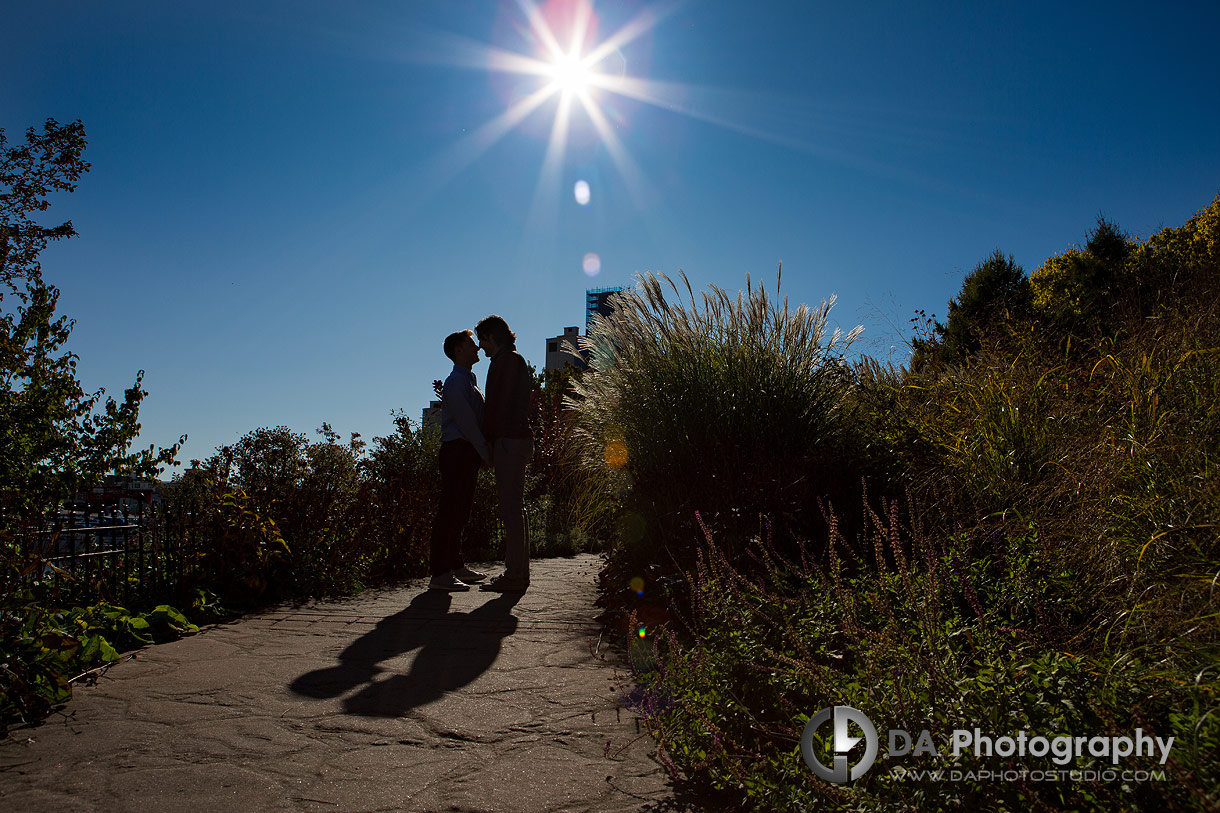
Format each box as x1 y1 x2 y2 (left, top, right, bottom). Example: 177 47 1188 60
1 556 210 733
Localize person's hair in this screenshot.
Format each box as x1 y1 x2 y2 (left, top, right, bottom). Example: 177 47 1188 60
475 314 516 349
443 329 475 361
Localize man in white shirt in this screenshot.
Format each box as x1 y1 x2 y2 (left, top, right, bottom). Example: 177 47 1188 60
428 330 492 591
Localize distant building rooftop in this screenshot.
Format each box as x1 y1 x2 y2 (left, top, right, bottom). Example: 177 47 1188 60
586 286 623 327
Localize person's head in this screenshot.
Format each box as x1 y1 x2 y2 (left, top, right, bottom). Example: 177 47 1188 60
443 329 480 368
475 314 515 357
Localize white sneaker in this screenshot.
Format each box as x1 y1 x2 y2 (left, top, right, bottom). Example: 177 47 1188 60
453 565 487 583
429 572 471 591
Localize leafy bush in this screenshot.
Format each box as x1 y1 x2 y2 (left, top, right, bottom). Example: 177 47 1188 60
196 486 291 604
192 422 412 597
155 382 618 611
1028 217 1132 332
1030 248 1102 322
1124 195 1220 315
353 412 448 579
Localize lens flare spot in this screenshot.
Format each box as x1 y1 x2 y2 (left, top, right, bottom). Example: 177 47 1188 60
604 437 627 468
574 179 591 205
582 252 601 277
637 625 647 639
629 576 645 596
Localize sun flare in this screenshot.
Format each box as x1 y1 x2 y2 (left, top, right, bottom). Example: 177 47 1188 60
549 51 593 96
424 0 687 233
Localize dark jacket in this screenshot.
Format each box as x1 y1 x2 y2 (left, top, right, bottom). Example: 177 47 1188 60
483 347 534 443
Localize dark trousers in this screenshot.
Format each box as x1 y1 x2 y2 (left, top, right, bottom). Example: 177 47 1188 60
429 439 481 576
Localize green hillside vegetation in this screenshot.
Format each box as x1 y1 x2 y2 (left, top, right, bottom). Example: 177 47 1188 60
577 195 1220 811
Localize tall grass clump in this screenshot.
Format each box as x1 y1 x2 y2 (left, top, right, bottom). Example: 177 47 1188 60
527 367 620 556
569 267 864 569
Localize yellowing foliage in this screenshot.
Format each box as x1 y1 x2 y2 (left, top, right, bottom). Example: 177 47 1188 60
1029 248 1095 319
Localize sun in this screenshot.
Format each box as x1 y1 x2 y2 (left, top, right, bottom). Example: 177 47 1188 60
407 0 863 252
549 50 593 97
423 0 683 225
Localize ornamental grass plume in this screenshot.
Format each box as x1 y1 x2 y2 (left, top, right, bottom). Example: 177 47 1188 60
566 267 863 561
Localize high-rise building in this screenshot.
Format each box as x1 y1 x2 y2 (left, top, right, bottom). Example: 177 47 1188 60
586 286 623 327
543 287 625 373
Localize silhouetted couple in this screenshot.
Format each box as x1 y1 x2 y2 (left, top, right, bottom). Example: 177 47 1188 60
428 315 533 593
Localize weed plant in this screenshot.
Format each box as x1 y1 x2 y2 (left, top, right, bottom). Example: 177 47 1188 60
529 366 620 554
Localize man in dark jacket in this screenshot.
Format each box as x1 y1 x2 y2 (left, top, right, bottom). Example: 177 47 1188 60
475 314 534 592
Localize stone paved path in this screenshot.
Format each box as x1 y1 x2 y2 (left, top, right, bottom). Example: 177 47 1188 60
0 554 709 812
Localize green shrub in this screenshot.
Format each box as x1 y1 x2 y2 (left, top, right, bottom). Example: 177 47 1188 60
1029 217 1132 331
936 249 1032 364
1126 194 1220 314
1030 248 1100 322
0 582 79 731
350 412 444 580
192 484 290 605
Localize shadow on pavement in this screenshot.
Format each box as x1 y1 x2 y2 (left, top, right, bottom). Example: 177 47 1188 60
289 589 521 716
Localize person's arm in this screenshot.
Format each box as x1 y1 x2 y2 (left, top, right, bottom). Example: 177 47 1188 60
482 355 510 443
444 375 491 461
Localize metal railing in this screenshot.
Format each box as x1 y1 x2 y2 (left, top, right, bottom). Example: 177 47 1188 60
13 499 204 608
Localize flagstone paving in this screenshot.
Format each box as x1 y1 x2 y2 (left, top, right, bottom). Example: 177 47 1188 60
0 554 711 812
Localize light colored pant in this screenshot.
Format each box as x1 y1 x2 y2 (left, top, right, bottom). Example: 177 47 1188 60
493 437 534 583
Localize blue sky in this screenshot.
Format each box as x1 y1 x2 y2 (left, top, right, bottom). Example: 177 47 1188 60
5 0 1218 473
